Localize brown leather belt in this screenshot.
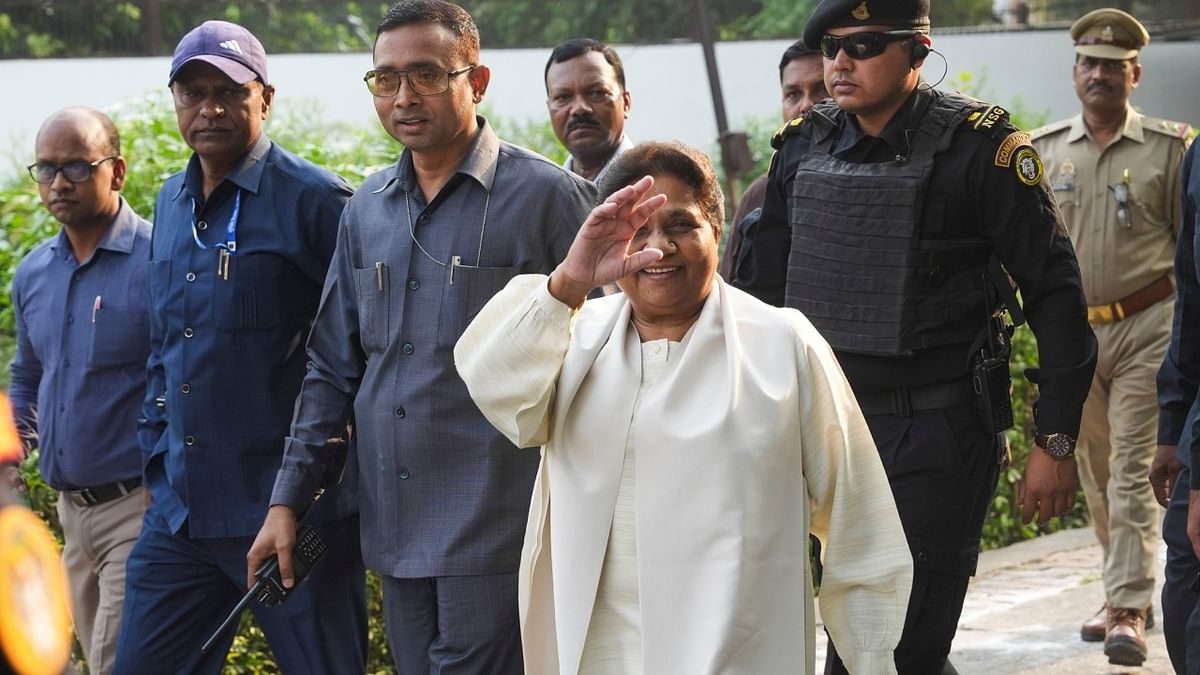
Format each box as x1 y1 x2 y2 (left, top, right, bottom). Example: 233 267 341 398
1087 275 1173 324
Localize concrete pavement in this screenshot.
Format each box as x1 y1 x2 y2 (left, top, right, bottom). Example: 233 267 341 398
817 526 1175 674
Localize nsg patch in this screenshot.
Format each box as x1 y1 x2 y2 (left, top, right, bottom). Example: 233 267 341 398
1014 147 1043 186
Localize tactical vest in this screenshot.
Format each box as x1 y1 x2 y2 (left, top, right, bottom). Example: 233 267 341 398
786 92 992 357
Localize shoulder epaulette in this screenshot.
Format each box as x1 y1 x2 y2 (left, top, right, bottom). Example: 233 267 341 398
1143 117 1194 141
771 115 805 150
1029 118 1073 141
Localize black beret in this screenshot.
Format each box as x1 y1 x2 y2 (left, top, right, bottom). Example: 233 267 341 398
802 0 931 49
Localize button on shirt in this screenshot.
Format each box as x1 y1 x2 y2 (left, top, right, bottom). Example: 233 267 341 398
141 134 354 537
10 199 151 490
1034 108 1190 305
271 117 597 577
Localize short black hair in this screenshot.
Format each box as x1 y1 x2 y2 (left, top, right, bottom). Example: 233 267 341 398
377 0 480 62
600 142 725 238
544 38 626 91
778 39 820 81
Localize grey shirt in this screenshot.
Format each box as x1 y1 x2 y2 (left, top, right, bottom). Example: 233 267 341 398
272 117 597 577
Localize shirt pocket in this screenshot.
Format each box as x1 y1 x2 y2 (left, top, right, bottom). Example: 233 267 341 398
437 263 520 347
1129 175 1169 231
213 254 282 331
353 266 390 353
88 307 149 369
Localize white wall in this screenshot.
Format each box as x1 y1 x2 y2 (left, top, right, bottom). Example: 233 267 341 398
2 31 1197 174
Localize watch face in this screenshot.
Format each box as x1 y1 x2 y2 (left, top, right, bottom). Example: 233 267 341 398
1043 434 1074 459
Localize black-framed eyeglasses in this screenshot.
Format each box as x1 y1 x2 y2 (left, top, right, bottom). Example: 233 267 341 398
820 30 917 60
1110 182 1132 229
364 65 475 98
27 156 119 184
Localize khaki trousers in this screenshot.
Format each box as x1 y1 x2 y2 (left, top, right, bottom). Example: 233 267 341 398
57 486 145 674
1078 298 1171 610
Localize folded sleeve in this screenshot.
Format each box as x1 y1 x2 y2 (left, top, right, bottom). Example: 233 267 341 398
794 314 912 675
454 274 576 448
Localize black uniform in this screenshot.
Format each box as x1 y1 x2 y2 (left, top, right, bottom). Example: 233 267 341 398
733 86 1098 672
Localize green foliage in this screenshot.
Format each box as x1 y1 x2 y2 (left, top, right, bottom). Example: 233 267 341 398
0 0 1004 58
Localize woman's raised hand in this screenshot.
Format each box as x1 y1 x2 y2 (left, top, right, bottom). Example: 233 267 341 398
548 175 667 308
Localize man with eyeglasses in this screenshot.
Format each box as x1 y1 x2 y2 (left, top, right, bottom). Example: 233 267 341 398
1032 9 1192 666
545 38 633 186
113 20 366 674
732 0 1097 672
9 107 149 674
247 1 594 671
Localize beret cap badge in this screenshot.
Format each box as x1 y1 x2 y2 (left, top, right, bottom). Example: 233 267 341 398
852 1 870 20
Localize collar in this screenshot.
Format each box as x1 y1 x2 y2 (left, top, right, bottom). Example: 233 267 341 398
51 197 139 258
1067 105 1144 144
172 133 273 201
387 116 500 197
563 134 635 183
832 87 929 156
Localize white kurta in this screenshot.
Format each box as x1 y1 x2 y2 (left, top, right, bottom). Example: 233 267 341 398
454 275 912 675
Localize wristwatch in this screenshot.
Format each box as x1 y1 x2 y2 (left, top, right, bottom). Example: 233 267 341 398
1035 433 1077 460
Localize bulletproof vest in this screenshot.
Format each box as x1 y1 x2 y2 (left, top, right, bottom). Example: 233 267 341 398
785 92 992 357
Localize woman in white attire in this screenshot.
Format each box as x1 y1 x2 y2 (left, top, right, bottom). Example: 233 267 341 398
455 142 912 675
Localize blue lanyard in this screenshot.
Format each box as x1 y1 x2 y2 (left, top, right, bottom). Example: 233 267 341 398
190 189 241 253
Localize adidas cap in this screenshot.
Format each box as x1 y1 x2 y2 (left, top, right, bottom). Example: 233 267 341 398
169 20 269 86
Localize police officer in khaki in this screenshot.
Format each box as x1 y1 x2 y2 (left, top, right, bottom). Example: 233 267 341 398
1032 7 1192 667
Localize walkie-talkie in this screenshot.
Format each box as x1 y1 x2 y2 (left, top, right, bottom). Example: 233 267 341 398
200 525 327 653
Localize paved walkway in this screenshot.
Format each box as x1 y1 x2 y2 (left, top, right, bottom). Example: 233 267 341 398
817 527 1174 674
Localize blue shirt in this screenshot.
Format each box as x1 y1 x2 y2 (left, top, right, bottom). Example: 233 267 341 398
1159 141 1200 482
271 118 597 576
10 199 151 490
141 134 355 537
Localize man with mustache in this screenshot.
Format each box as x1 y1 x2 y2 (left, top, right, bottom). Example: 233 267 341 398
10 108 150 674
732 0 1097 672
113 20 366 673
1032 8 1191 667
545 38 633 186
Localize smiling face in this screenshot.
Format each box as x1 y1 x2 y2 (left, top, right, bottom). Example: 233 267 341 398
372 23 489 165
546 50 630 175
170 61 273 170
33 111 126 232
617 173 720 331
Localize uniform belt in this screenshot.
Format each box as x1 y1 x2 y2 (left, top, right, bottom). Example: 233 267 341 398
64 477 141 507
1087 275 1173 324
856 379 975 418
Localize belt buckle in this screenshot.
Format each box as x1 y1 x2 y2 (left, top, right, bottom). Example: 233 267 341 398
69 488 99 507
1088 304 1115 324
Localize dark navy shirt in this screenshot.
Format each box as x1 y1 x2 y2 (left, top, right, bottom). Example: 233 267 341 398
271 118 597 577
10 199 151 490
141 134 355 538
1158 141 1200 483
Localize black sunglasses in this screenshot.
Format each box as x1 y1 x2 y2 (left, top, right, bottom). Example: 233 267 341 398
820 30 918 60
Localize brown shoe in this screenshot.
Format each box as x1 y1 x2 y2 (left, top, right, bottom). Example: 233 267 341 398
1104 607 1148 666
1081 603 1107 642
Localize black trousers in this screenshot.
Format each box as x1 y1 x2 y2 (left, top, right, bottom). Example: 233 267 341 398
825 403 1000 674
1162 460 1200 675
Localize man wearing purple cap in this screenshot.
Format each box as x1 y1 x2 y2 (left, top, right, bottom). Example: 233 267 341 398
113 20 366 674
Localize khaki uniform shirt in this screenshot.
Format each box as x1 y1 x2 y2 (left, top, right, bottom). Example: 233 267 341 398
1033 107 1191 305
